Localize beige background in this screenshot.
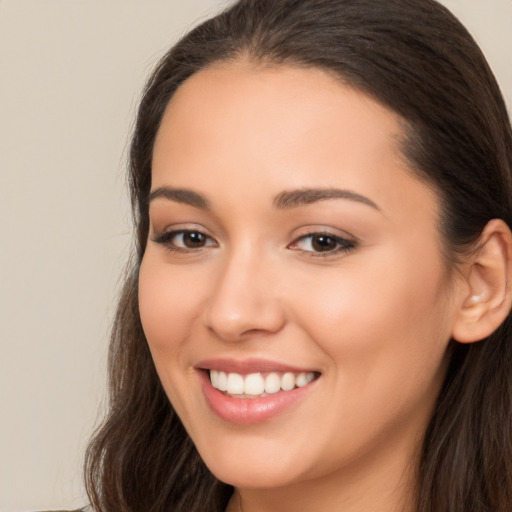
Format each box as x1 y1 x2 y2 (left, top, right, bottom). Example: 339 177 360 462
0 1 510 510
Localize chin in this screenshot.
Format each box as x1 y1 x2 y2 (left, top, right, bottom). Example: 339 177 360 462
197 440 309 489
210 463 303 489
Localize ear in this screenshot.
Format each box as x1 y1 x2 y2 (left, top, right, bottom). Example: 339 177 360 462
452 219 512 344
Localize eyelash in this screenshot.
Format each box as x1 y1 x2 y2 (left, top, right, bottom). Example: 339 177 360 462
152 229 218 253
152 229 356 257
289 231 356 256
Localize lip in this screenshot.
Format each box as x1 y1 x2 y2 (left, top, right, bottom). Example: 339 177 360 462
196 357 317 375
196 359 319 425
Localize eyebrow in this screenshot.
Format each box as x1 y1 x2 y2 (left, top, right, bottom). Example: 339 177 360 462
273 188 380 210
148 186 210 210
148 186 379 212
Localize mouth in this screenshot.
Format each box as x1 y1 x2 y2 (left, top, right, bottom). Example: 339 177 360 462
196 359 320 424
209 370 317 398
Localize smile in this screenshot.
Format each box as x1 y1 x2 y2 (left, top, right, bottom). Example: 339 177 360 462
210 370 316 397
197 361 320 424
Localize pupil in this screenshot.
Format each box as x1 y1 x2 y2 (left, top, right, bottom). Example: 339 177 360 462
312 235 336 252
184 232 205 248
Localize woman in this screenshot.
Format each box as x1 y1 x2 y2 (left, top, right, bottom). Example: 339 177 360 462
84 0 512 511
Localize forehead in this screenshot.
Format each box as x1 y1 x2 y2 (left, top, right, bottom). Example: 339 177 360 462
154 61 403 171
152 60 438 226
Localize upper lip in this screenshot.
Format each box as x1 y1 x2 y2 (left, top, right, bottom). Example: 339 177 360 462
195 357 318 375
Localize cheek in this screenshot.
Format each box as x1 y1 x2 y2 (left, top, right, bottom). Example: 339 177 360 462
138 254 206 371
138 254 213 421
283 257 453 473
292 246 453 412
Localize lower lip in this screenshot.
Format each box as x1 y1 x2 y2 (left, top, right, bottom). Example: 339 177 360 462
198 371 317 425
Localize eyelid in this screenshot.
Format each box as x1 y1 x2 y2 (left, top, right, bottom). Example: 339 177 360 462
151 225 218 252
288 227 357 256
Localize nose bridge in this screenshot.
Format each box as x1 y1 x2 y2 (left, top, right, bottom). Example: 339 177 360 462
204 242 285 341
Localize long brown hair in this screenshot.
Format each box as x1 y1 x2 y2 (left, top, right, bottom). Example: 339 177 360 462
84 1 512 511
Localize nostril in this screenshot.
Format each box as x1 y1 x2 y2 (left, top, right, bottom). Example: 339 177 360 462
204 303 286 342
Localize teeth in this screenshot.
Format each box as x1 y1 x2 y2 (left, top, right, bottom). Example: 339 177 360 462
281 372 295 391
209 370 316 396
217 371 228 391
210 370 219 388
226 373 244 394
296 372 314 387
264 373 281 394
244 373 265 395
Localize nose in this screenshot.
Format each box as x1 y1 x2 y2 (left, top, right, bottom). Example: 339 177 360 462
203 249 286 342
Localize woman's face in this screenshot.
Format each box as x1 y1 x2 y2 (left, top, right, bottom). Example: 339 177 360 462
139 62 461 490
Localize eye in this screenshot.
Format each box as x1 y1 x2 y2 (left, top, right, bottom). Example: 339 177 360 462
289 232 355 255
153 229 217 251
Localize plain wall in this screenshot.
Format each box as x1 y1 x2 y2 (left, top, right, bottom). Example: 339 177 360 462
0 1 510 510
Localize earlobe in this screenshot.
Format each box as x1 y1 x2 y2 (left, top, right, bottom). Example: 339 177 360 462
452 219 512 344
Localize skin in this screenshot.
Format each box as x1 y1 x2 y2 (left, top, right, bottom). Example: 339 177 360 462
138 61 467 512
